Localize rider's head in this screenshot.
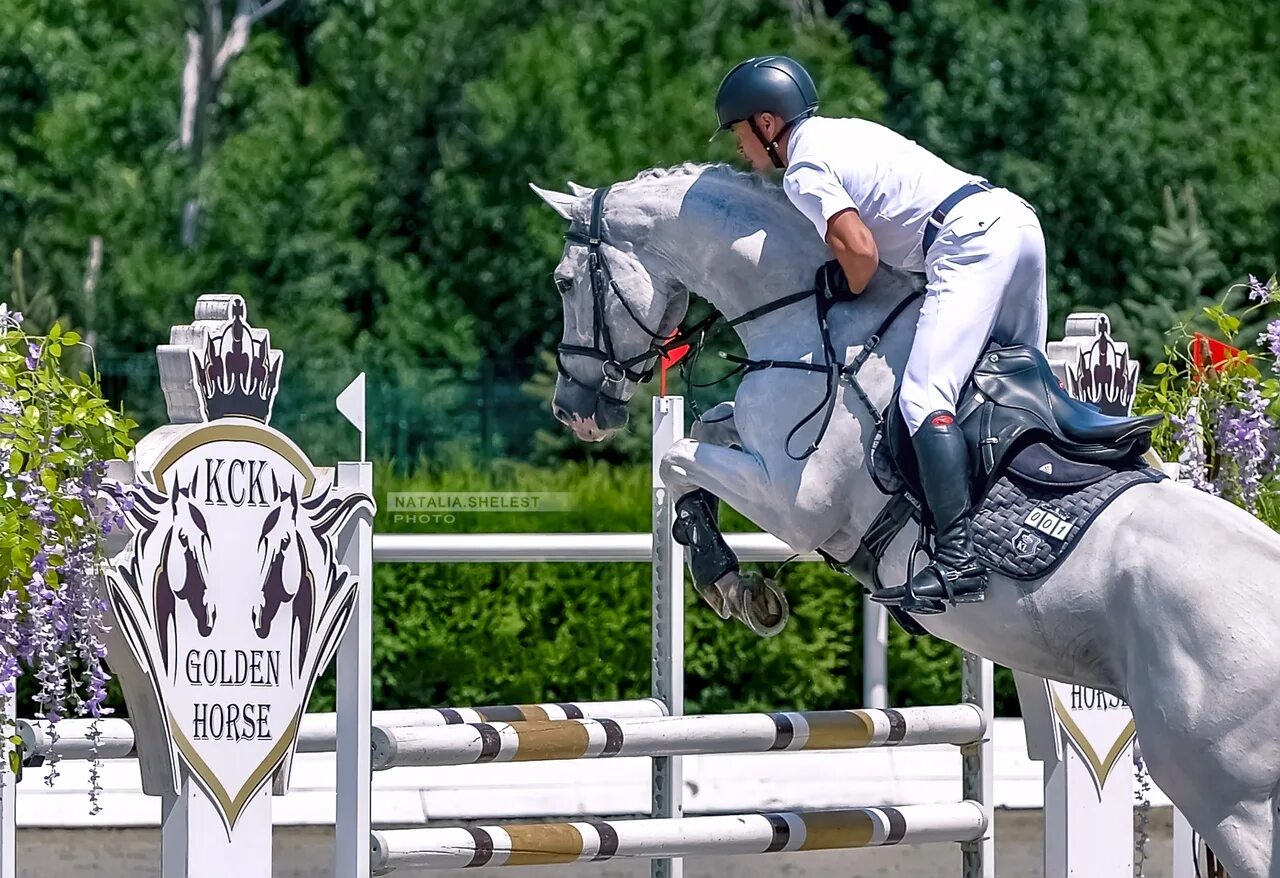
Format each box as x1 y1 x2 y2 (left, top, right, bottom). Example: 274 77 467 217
713 56 819 172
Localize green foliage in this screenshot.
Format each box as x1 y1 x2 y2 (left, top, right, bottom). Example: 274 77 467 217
0 302 136 731
1119 185 1226 360
1139 272 1280 518
0 315 136 591
853 0 1280 364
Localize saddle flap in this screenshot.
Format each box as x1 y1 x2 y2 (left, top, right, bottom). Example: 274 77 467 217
1004 442 1117 490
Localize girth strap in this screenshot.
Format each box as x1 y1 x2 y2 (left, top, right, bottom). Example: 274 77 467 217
849 492 920 594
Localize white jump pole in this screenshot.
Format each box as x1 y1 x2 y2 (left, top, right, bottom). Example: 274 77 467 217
1172 808 1196 878
371 802 989 872
650 395 685 878
334 460 374 878
370 704 987 768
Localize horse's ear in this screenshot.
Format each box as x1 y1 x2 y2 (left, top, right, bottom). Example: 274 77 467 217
529 183 578 221
565 180 594 197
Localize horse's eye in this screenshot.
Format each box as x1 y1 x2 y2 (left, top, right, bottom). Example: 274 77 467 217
554 277 572 296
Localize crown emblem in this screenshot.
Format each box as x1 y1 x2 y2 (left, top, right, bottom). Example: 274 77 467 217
157 294 283 425
1046 313 1139 417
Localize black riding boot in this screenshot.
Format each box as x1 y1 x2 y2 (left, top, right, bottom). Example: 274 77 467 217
903 411 987 610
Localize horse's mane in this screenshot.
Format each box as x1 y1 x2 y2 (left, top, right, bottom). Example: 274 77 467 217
621 162 793 209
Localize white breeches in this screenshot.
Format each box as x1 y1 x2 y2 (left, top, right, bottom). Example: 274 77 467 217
899 189 1048 435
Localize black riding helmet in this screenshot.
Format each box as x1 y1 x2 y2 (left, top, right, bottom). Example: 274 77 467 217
713 56 819 169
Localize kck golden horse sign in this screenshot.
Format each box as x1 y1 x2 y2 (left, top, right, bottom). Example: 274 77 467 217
101 295 374 843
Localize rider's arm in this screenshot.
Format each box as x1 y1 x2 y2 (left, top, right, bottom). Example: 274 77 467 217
782 160 878 293
824 208 878 294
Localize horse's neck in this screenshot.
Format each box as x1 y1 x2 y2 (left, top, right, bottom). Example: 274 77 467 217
622 176 819 354
628 174 919 365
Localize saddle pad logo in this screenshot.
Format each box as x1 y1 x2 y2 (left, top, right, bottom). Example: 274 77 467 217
1012 530 1043 558
1024 506 1074 542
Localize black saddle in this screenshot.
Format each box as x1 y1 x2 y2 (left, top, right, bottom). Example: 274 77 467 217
840 343 1164 634
880 344 1163 502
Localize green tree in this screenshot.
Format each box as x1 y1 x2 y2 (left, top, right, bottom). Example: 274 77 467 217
848 0 1280 362
1116 184 1225 359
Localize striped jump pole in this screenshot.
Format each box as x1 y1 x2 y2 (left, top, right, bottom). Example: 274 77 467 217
369 802 988 873
372 704 985 769
299 698 667 753
16 699 667 764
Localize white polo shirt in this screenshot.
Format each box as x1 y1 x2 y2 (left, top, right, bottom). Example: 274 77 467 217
782 116 980 271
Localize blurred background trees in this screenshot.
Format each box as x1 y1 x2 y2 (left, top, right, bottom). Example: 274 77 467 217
3 0 1279 465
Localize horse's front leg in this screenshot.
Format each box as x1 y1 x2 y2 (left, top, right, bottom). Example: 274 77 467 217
690 400 742 447
659 432 823 637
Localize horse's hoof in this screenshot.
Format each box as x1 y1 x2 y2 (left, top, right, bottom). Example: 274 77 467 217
711 570 789 636
737 571 788 637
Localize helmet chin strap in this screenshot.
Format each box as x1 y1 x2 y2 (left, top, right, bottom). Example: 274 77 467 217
749 116 791 169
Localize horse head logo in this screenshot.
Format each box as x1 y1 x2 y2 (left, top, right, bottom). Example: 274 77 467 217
155 486 217 672
252 481 316 678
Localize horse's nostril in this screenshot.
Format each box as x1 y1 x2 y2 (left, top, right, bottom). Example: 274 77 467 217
553 403 571 422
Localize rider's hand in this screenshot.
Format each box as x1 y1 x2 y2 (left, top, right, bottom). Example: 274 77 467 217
814 259 854 302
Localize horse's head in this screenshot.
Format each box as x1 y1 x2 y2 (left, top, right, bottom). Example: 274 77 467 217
531 182 689 442
253 486 301 635
252 482 316 670
167 487 216 635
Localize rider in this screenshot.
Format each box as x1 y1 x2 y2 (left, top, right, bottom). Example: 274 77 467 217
713 55 1048 607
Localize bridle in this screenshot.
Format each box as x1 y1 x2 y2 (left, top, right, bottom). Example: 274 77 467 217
556 186 717 406
553 182 880 450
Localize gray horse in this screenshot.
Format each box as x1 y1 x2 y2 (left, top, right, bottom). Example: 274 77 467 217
534 164 1280 878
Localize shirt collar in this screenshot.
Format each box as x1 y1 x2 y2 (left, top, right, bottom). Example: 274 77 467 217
785 117 812 163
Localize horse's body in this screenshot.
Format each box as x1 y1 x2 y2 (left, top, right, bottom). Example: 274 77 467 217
535 164 1280 877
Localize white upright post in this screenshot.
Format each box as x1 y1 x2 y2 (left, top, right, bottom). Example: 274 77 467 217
961 652 995 878
1172 808 1196 878
650 396 685 878
1015 671 1137 878
334 460 374 878
862 598 888 709
0 696 16 878
161 783 272 877
1042 739 1134 878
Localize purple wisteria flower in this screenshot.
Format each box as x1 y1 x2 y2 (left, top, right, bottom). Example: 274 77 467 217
1248 274 1276 304
2 435 116 804
2 315 120 811
1258 320 1280 374
1171 403 1217 494
0 303 22 329
1215 379 1277 512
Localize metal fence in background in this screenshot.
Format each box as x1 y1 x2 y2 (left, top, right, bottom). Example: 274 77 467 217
96 355 569 466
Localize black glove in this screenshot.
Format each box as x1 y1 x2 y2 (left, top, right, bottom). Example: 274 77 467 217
814 259 854 302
